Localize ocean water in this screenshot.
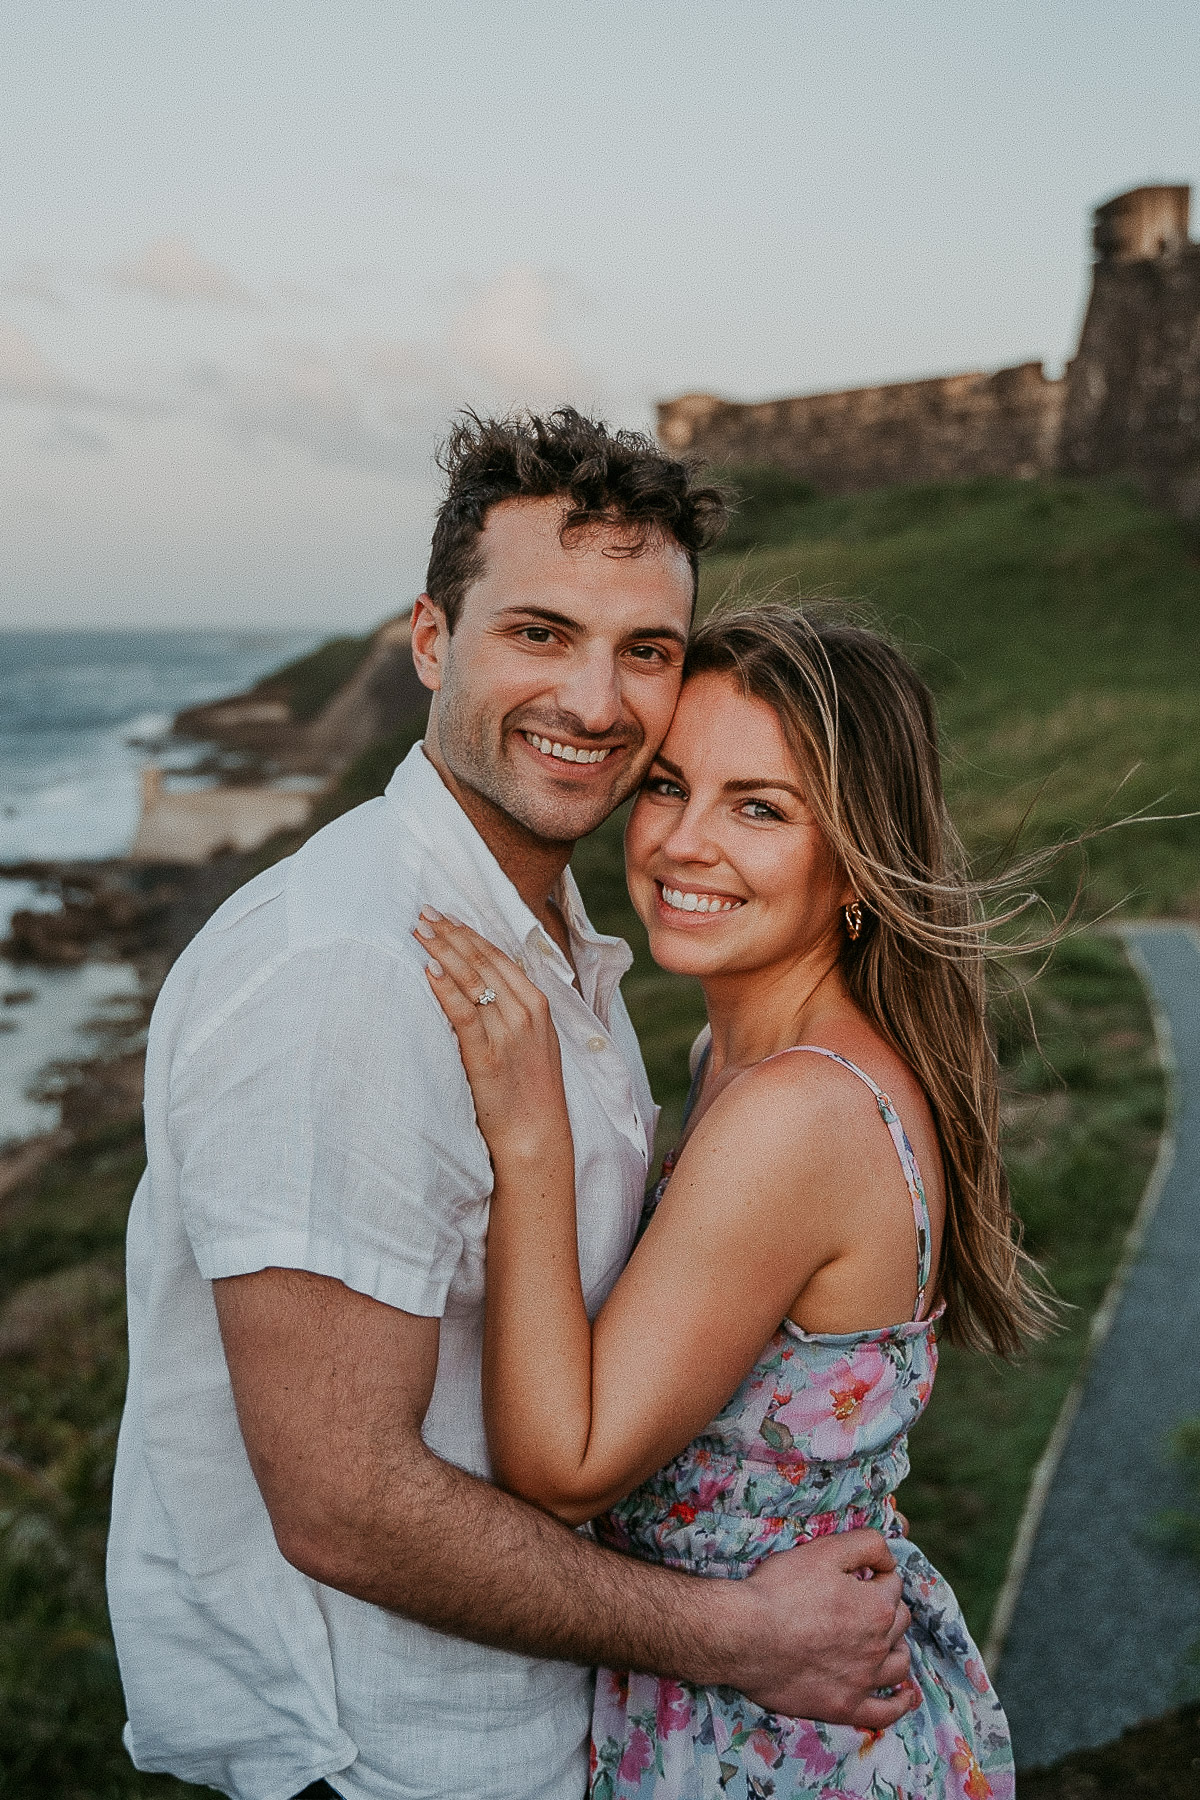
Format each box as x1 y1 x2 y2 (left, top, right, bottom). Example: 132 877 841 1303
0 876 141 1142
0 628 321 1143
0 628 321 863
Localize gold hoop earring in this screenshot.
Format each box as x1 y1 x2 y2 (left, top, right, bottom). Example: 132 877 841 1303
844 901 863 941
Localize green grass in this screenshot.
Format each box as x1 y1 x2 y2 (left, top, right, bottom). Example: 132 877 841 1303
0 1119 193 1798
253 631 374 722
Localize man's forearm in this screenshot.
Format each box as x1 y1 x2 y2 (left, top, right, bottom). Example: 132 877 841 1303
219 1266 729 1680
218 1268 914 1727
287 1436 744 1684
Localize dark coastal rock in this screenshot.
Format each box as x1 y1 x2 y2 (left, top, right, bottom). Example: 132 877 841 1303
5 906 90 965
1 869 173 967
59 1048 146 1134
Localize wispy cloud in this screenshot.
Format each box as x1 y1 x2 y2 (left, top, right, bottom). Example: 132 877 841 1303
107 236 256 307
214 263 597 479
446 266 581 404
376 166 470 207
2 256 609 489
0 320 173 422
3 263 69 309
276 281 343 311
218 344 414 476
35 417 111 457
0 320 71 401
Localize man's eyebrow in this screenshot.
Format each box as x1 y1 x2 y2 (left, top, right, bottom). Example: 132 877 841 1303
639 625 688 651
494 605 687 648
494 605 582 630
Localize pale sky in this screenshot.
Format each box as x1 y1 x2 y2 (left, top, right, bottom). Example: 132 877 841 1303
1 0 1197 629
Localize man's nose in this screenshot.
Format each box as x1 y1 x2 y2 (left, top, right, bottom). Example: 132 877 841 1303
555 650 623 735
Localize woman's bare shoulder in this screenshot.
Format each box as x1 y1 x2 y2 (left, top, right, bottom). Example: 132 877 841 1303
680 1042 884 1187
683 1026 943 1214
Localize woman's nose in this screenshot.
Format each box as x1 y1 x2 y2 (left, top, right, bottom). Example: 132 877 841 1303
660 805 721 865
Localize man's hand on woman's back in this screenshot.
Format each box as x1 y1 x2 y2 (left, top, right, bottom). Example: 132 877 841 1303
728 1530 916 1727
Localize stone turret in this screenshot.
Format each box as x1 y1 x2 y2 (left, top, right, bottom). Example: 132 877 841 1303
1059 184 1200 515
1092 185 1190 264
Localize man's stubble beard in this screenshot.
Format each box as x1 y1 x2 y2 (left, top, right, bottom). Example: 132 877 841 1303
433 678 647 849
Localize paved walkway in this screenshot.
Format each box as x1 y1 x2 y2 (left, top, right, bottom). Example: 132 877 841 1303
996 924 1200 1769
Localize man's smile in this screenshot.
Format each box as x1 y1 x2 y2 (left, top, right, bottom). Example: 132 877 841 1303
519 729 617 767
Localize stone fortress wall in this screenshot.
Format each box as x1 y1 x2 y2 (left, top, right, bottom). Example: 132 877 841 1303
658 186 1200 517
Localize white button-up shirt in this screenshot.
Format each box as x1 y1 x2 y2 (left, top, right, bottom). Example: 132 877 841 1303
107 745 657 1800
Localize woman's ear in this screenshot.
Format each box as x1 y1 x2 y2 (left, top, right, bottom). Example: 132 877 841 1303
410 594 448 694
834 860 856 911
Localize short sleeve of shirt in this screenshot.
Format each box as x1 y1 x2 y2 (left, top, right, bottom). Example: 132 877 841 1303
167 936 490 1317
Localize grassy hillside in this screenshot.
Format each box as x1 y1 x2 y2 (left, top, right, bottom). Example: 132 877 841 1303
327 473 1189 1637
253 631 373 722
704 474 1200 917
0 475 1192 1794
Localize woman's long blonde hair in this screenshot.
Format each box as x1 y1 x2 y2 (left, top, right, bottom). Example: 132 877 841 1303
685 601 1054 1356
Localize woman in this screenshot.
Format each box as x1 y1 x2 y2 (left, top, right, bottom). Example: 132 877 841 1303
416 604 1043 1799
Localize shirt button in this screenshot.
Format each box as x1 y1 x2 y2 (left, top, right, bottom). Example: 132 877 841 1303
586 1035 608 1053
536 937 557 957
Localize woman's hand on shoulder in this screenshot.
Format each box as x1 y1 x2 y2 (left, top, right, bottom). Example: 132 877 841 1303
414 910 566 1162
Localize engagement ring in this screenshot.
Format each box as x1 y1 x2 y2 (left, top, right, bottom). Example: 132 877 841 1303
475 988 497 1006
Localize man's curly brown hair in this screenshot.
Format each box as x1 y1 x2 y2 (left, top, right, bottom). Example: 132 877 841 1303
425 408 728 629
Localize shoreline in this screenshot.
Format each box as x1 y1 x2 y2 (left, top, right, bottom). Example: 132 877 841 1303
0 616 425 1151
0 848 253 1175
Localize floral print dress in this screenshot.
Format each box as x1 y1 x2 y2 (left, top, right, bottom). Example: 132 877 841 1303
589 1047 1014 1800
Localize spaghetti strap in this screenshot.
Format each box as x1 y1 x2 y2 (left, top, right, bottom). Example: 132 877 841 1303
770 1045 933 1321
681 1039 711 1129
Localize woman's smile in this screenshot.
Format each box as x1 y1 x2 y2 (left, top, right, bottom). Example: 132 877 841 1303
654 880 744 919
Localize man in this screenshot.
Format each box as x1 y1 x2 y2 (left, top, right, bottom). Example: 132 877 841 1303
108 411 914 1800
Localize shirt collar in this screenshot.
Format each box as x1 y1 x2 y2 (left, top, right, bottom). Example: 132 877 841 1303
384 744 633 1003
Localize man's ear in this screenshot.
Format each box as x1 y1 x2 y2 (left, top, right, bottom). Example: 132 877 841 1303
410 593 448 694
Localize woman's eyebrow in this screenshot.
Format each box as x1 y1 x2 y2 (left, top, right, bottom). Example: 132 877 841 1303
649 756 804 800
724 776 805 798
